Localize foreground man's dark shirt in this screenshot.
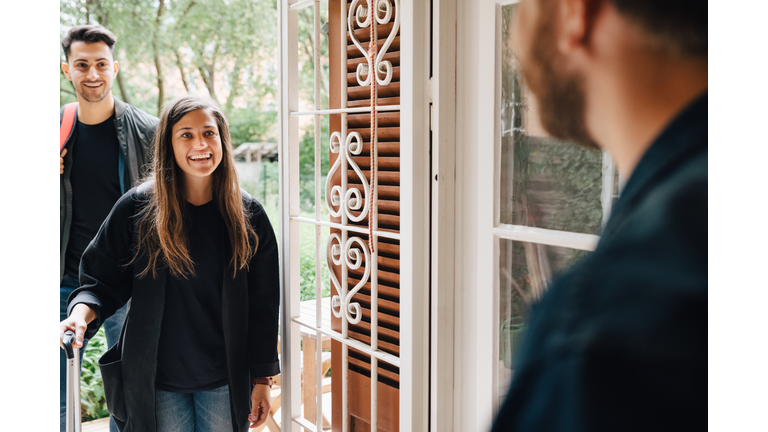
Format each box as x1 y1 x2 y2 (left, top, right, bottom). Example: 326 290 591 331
491 94 707 432
65 115 122 279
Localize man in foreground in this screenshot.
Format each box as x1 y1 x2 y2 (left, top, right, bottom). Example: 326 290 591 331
492 0 706 430
60 25 158 432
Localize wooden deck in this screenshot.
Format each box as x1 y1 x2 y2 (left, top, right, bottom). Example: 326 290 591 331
82 418 109 432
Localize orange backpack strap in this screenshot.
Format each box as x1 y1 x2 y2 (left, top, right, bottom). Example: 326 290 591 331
60 102 78 153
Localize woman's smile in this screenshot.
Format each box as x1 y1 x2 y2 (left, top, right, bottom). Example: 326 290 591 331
188 153 212 161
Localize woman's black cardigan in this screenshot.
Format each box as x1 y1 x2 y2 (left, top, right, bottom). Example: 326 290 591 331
67 182 280 432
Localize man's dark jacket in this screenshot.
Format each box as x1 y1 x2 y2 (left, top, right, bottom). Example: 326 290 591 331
60 98 158 282
491 94 707 432
67 183 281 432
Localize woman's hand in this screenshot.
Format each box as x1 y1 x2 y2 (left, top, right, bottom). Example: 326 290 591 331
59 303 96 349
248 382 272 428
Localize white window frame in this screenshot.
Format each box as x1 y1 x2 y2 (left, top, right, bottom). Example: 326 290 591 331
277 1 431 431
454 0 616 430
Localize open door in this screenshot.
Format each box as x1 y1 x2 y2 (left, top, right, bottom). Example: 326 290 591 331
278 1 429 431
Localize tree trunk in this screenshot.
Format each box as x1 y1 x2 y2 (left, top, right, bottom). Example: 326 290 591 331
154 0 167 115
300 13 329 103
169 1 197 95
90 0 108 27
198 65 217 102
154 43 165 115
116 70 132 105
224 58 244 114
190 40 219 103
175 49 190 93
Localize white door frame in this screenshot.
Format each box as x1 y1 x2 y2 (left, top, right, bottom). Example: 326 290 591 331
454 0 515 430
400 0 432 430
429 0 458 431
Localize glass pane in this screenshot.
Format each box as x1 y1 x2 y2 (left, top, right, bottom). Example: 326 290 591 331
497 238 589 406
236 160 279 230
294 114 332 223
499 4 608 234
297 3 330 110
296 221 334 429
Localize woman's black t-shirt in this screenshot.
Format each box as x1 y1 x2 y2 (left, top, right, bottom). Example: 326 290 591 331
155 200 229 393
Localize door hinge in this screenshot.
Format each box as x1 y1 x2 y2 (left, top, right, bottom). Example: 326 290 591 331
430 103 434 132
429 76 434 132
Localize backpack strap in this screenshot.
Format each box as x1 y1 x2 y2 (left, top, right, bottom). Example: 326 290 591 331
60 102 78 153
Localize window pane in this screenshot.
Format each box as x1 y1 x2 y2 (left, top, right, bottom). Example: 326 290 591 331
497 238 588 406
236 161 279 229
499 4 607 234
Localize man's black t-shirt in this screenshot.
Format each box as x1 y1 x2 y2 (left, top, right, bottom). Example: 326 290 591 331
155 200 229 393
64 115 122 279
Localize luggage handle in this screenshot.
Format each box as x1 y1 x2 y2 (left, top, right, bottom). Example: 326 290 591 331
62 330 76 360
62 329 82 432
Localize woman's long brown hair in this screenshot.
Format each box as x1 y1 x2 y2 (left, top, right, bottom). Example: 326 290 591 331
132 95 256 279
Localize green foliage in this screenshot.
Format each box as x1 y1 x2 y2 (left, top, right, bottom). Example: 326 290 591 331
80 328 109 422
299 221 332 301
228 108 278 147
298 121 331 211
237 161 331 302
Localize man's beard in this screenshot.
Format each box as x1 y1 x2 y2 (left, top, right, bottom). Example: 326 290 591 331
76 81 110 103
519 10 598 149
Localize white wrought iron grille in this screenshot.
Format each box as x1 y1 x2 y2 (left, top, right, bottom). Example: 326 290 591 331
279 1 401 431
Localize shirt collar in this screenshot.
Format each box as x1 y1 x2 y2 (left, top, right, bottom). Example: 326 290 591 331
607 92 708 225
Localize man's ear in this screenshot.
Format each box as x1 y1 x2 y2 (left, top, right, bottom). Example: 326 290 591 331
61 62 71 81
113 60 119 77
558 0 599 54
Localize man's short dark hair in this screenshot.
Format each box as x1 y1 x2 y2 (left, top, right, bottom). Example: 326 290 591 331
62 25 117 61
609 0 706 57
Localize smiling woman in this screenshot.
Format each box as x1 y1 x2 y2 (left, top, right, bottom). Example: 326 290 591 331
59 95 282 432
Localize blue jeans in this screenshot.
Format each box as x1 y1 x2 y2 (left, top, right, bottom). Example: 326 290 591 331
60 274 128 432
155 385 233 432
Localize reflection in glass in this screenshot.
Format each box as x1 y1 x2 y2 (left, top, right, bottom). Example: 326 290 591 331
499 4 607 234
497 238 588 405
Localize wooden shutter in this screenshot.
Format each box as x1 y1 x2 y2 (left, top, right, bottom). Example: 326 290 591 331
329 1 401 430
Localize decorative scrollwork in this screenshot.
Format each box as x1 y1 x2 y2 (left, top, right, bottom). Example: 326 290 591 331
348 0 401 87
324 132 370 222
326 234 370 325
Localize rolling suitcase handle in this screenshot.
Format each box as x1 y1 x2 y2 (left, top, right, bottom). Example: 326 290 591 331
62 330 82 432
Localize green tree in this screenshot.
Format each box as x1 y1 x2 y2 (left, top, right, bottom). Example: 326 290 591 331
60 0 281 146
